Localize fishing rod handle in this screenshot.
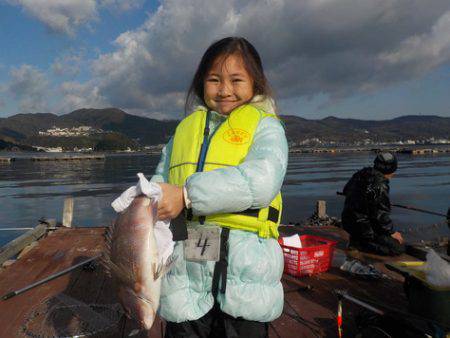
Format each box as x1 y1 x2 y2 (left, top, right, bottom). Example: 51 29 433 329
1 291 16 301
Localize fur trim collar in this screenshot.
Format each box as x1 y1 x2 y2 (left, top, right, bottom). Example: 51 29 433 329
194 95 276 116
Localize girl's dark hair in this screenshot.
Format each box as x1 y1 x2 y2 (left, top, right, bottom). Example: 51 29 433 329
185 37 272 114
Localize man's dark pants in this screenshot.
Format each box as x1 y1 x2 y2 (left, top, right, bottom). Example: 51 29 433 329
350 234 405 256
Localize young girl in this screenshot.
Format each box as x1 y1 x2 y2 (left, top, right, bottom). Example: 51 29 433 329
151 37 288 338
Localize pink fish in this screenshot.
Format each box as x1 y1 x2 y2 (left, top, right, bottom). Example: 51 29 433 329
103 195 165 330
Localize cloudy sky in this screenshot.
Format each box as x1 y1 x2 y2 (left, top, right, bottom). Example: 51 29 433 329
0 0 449 120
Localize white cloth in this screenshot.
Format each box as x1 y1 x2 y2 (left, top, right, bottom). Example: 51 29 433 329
422 249 450 287
111 173 174 265
281 234 302 248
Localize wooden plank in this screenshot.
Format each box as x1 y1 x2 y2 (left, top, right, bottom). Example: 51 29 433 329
282 276 360 337
0 227 105 337
62 197 74 227
0 223 47 265
270 312 316 338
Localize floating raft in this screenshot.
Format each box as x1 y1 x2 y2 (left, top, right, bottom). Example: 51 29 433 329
30 155 105 161
0 157 14 163
0 224 444 337
0 155 105 162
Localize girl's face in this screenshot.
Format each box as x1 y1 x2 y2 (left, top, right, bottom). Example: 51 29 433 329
203 54 254 115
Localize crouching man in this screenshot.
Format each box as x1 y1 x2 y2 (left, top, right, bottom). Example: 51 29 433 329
341 152 405 256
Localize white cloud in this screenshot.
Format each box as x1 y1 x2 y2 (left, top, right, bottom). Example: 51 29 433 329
7 65 49 113
8 0 145 36
51 53 83 77
7 0 449 118
379 11 450 75
86 0 450 118
9 0 98 36
90 0 238 117
99 0 145 12
58 81 107 112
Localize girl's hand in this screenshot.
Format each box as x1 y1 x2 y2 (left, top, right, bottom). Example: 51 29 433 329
157 183 185 220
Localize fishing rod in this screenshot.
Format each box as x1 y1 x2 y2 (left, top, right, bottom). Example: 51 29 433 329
336 191 450 221
391 204 449 219
1 254 101 301
335 289 384 315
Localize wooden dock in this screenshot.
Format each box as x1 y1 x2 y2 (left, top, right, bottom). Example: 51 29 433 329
0 225 447 337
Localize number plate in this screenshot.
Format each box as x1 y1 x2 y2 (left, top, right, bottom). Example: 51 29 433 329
184 226 221 262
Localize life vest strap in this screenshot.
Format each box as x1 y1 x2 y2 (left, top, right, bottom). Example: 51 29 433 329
186 206 280 224
233 206 280 223
212 227 230 300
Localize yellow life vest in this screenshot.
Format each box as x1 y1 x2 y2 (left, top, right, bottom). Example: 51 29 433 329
168 104 282 239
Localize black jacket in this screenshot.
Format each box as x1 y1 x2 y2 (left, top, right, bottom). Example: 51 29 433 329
341 167 394 240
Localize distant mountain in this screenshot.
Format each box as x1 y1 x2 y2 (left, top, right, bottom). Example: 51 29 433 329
281 114 450 144
65 108 178 145
0 113 71 141
1 108 449 151
0 108 178 150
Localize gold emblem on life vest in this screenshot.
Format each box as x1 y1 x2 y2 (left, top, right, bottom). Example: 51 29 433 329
223 128 250 145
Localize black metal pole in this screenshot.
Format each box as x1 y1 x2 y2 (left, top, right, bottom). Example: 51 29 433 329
1 254 101 301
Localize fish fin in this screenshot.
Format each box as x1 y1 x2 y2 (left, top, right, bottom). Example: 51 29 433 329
98 252 111 270
101 222 119 279
111 263 136 286
99 258 112 277
154 254 177 280
104 221 115 247
103 221 115 260
101 222 141 284
100 254 135 286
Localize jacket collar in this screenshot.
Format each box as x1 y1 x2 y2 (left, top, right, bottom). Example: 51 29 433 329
194 95 276 118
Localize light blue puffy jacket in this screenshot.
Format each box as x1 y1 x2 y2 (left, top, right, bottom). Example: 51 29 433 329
151 103 289 323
